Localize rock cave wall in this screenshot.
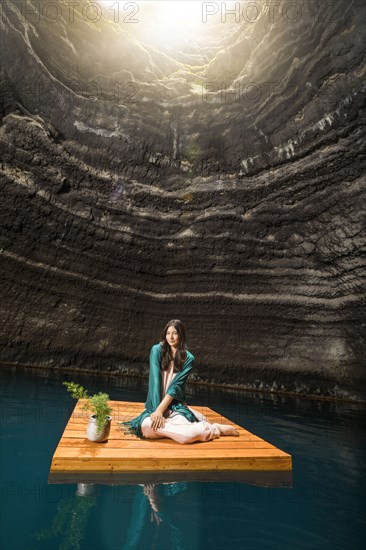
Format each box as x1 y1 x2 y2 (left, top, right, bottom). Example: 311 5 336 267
0 0 365 399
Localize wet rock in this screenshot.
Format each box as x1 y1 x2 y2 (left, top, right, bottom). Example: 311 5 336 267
0 0 365 399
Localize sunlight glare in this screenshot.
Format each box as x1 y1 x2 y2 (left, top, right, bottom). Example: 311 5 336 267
100 1 209 48
143 1 204 47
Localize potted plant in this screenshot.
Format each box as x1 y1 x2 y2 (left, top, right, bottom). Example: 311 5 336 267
63 381 112 442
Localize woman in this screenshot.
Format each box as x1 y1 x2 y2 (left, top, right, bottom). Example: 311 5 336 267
121 319 239 444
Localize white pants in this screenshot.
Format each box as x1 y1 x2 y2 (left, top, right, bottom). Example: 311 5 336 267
141 407 221 444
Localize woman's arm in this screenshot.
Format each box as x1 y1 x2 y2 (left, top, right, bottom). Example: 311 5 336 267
146 344 172 429
150 394 174 430
144 344 163 414
150 352 195 430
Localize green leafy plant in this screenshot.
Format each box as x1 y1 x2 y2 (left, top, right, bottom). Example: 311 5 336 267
63 381 112 432
32 492 96 550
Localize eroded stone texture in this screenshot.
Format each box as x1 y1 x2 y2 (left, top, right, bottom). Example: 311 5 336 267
0 0 365 399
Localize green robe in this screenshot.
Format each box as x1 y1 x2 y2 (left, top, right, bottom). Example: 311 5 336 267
120 343 199 438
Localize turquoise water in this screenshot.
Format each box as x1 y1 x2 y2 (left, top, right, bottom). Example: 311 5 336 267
0 367 365 550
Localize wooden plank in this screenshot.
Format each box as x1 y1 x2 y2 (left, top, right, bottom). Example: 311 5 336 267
49 400 292 479
64 421 265 439
51 457 292 472
63 425 265 441
56 438 277 450
53 448 288 460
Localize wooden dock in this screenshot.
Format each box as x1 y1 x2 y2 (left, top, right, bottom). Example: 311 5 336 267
49 400 292 486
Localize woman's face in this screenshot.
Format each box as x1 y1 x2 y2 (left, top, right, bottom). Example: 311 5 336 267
166 325 180 349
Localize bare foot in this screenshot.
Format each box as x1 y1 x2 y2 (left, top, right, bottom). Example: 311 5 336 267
213 423 240 436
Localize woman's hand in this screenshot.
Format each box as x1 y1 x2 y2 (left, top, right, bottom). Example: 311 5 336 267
150 410 165 431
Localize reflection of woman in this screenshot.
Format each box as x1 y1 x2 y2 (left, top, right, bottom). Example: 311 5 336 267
121 319 239 443
123 483 187 550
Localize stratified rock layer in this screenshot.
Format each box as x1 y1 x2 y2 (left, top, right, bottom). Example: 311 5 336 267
0 1 365 399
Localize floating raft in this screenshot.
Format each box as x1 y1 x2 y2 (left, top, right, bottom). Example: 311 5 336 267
49 400 292 486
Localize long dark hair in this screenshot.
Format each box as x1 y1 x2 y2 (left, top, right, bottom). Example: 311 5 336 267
160 319 188 372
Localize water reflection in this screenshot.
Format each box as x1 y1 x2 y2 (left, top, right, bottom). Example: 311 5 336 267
32 483 97 550
1 367 365 550
32 481 189 550
124 483 188 550
41 474 293 550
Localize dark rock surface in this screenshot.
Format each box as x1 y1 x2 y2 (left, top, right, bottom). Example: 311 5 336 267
0 0 365 400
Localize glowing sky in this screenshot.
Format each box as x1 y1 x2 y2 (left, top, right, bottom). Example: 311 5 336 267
99 1 238 50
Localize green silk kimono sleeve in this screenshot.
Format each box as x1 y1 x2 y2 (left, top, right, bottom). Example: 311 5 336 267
120 343 199 439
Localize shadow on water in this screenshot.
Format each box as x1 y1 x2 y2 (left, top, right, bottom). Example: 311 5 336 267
1 366 365 550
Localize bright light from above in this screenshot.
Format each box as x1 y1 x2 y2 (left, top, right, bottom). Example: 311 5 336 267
100 1 221 50
141 1 207 49
153 1 202 30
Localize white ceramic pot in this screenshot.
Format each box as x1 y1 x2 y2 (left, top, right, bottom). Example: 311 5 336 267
76 483 97 497
86 415 112 442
